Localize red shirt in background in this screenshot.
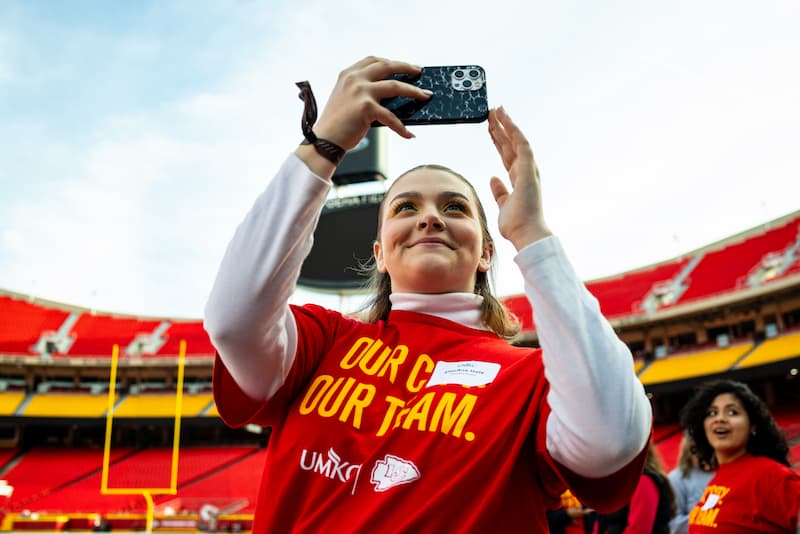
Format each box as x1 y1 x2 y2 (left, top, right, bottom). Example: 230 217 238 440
688 453 800 533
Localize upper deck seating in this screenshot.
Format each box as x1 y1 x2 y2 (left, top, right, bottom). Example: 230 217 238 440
501 258 689 331
677 217 799 304
0 295 69 355
154 321 215 356
64 314 162 357
585 259 690 318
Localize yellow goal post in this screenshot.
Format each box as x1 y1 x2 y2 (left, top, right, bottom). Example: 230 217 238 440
101 340 187 533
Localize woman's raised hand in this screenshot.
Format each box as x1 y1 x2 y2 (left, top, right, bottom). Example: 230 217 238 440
313 56 432 151
488 107 552 251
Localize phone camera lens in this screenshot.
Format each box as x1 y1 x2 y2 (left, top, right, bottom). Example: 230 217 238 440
454 70 465 79
462 79 472 88
468 69 480 78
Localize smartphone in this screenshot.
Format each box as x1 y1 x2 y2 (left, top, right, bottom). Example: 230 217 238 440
376 65 489 126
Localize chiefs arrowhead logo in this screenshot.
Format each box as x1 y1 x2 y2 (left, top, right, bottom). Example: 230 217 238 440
370 454 420 492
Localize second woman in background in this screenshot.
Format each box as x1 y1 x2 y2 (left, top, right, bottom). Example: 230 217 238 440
681 379 800 533
667 432 714 534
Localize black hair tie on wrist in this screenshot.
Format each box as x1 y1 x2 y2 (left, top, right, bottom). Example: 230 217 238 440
296 81 346 166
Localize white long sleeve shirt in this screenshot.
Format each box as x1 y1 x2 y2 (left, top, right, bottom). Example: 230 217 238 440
204 153 651 478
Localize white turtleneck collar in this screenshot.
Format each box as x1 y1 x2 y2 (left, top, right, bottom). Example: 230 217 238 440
389 292 487 331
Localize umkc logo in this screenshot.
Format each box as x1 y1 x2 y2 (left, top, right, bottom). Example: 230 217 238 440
300 448 362 494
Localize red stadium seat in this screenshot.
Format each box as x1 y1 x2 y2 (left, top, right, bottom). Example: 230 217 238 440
64 315 162 357
676 216 799 304
0 295 69 355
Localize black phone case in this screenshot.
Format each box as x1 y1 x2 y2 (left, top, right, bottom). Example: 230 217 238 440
377 65 489 126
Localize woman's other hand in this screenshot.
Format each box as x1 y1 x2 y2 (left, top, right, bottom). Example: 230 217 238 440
488 107 552 251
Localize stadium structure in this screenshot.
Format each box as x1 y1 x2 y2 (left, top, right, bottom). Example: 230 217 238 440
0 209 798 532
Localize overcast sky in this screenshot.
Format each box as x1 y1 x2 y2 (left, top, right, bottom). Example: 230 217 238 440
1 0 798 318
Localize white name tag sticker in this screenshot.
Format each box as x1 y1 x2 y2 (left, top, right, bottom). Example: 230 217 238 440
426 360 501 388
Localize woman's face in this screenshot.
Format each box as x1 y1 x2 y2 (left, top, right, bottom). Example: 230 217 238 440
703 392 754 464
373 168 492 294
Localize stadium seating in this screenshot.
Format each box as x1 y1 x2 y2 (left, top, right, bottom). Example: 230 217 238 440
105 447 253 493
499 213 800 331
654 429 683 472
735 330 800 369
675 216 799 304
778 256 800 278
500 258 692 330
64 315 162 357
0 293 217 359
153 448 266 514
204 402 220 418
0 448 18 470
638 343 754 385
7 447 256 514
0 295 69 355
0 392 26 416
653 423 682 442
113 392 213 418
584 258 690 318
154 321 215 356
2 448 134 511
773 407 800 443
21 392 113 418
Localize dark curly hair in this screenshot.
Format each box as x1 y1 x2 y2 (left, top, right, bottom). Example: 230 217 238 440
679 379 789 469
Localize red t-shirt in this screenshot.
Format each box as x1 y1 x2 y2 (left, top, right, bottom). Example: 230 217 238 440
626 474 660 533
214 305 646 533
688 454 800 533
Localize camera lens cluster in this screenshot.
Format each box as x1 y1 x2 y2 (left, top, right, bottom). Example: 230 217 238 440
451 66 484 92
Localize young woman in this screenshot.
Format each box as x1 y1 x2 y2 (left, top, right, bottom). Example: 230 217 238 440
591 443 676 534
667 432 715 534
681 379 800 533
204 56 651 533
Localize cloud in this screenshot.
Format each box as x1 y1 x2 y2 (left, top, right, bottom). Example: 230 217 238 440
1 0 799 317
